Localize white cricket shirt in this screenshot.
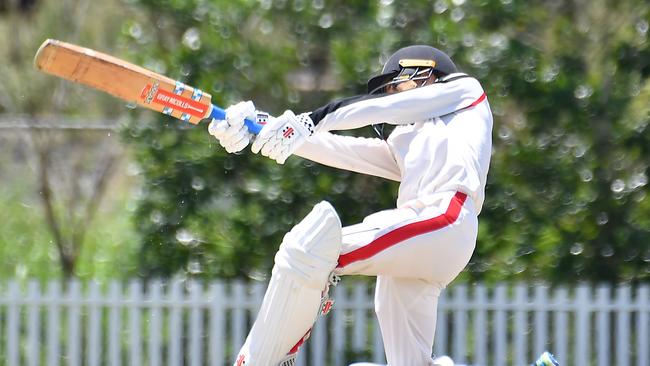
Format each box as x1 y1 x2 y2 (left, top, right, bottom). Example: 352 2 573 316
295 73 493 212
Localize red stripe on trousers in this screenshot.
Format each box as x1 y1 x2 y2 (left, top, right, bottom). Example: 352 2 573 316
336 192 467 269
288 329 311 355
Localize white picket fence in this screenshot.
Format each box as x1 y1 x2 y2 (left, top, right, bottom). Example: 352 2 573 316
0 280 648 366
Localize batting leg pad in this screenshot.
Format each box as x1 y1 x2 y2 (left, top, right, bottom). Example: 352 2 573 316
235 201 342 366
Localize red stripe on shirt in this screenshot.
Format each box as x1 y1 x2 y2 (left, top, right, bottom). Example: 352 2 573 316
466 92 487 109
336 191 468 268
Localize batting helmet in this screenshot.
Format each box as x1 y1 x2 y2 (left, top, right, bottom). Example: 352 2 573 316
367 45 458 94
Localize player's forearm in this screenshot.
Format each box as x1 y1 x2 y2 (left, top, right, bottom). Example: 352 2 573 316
294 133 401 181
310 75 485 132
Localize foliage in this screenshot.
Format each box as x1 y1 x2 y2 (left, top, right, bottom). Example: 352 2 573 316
461 0 650 284
0 0 144 280
122 0 650 284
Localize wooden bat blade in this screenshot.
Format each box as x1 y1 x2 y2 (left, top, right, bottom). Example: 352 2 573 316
34 39 212 124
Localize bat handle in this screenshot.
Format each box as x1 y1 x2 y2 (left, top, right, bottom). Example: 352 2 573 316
208 104 264 135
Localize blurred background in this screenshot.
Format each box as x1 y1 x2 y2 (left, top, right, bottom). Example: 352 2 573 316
0 0 648 365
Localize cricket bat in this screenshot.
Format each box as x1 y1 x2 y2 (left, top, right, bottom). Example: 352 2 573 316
34 39 262 133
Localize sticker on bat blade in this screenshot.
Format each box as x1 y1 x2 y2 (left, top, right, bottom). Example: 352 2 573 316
141 82 159 104
140 81 208 118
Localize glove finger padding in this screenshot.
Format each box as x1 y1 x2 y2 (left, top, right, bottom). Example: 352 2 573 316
225 101 256 127
267 143 287 163
275 149 291 164
220 126 251 152
221 133 249 153
260 138 277 157
222 123 247 141
207 119 228 139
251 133 270 154
209 100 260 153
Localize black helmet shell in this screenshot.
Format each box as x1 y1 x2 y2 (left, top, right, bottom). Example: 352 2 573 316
367 45 458 94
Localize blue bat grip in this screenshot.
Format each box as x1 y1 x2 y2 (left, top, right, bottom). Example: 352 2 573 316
208 104 263 135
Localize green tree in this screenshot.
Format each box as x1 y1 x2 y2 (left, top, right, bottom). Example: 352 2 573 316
0 0 144 280
460 0 650 283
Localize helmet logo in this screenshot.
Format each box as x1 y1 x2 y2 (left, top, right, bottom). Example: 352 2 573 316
398 59 436 68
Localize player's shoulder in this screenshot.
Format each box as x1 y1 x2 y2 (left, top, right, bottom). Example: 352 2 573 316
436 72 484 91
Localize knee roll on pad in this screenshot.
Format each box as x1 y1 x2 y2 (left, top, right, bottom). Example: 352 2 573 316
274 200 342 286
234 201 342 366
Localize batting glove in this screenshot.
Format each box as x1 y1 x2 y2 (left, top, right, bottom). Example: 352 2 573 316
251 110 315 164
208 101 258 153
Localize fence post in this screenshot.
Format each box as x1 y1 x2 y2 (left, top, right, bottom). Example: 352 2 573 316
575 284 591 366
168 279 183 366
553 286 569 364
26 280 41 366
473 283 488 366
533 284 549 357
616 285 631 366
231 280 247 356
352 282 367 355
638 285 649 366
494 284 507 366
209 281 225 366
128 280 143 366
6 281 20 366
513 283 527 365
66 280 82 366
189 280 204 366
148 280 163 366
595 284 611 366
434 291 448 359
46 280 62 366
452 284 468 364
108 281 123 366
87 281 103 366
371 312 385 365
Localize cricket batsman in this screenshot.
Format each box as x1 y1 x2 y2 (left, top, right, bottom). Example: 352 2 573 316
208 44 493 366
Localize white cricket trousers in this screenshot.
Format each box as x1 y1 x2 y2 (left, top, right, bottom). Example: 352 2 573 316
334 191 478 366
